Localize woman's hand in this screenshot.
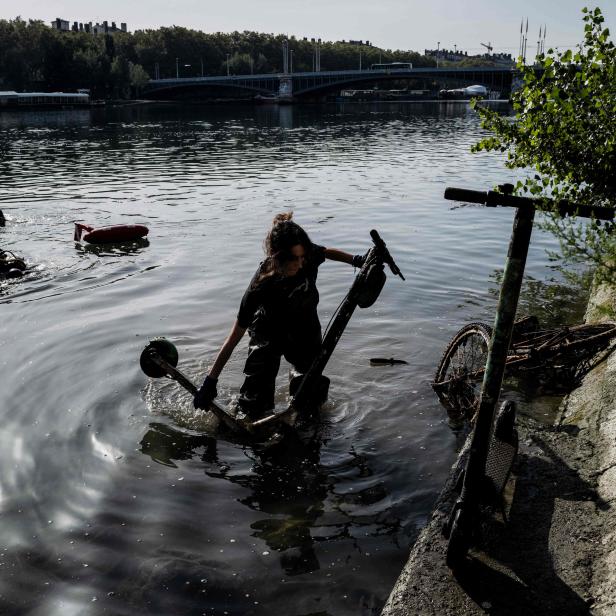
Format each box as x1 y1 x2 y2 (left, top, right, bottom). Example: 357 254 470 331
351 253 366 268
194 375 218 409
194 320 246 410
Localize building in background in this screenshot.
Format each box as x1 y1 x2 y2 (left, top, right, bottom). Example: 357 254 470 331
51 18 69 32
425 48 513 65
51 18 128 34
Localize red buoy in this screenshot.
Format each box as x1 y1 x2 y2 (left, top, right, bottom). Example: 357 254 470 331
74 223 149 244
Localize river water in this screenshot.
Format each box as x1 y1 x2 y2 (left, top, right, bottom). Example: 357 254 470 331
0 102 586 616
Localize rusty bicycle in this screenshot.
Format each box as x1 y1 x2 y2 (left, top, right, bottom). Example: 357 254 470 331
432 316 616 420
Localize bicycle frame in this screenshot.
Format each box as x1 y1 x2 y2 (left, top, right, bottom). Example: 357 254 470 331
442 185 614 568
432 323 616 399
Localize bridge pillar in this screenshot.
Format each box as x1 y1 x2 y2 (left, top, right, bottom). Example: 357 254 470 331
278 76 293 101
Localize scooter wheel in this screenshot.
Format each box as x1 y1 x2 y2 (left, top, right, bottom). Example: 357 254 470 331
0 258 26 272
140 338 179 378
9 258 27 271
446 507 471 570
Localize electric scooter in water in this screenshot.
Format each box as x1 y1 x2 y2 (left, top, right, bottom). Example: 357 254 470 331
140 229 405 438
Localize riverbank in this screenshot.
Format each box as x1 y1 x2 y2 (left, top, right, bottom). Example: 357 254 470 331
382 284 616 615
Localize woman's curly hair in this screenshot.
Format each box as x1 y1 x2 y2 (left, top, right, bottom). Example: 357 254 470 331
258 212 312 281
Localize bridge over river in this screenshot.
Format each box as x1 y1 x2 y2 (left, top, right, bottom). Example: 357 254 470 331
143 66 515 101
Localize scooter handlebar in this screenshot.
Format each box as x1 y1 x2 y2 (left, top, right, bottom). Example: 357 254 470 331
444 186 615 221
370 229 405 280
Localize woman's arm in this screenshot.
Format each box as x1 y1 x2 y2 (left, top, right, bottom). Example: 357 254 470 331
194 319 246 409
324 247 354 265
208 319 247 378
324 247 365 267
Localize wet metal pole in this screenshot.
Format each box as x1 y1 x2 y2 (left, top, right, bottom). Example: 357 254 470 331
442 190 535 566
461 205 534 502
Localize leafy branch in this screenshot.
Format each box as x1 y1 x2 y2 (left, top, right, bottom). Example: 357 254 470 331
471 7 615 285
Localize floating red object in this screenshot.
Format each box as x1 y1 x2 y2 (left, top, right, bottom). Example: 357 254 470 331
74 222 149 244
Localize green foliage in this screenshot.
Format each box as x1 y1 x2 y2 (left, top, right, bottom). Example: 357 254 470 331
471 7 616 285
441 57 497 68
129 62 150 92
226 52 253 74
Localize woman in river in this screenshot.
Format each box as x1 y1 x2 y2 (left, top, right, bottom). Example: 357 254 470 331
193 212 364 420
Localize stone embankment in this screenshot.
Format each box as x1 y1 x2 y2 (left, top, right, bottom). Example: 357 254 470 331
382 284 616 616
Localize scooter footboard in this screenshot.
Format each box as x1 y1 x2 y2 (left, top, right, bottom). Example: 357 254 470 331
484 400 518 500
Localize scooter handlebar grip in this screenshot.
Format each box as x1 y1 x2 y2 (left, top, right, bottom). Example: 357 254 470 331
370 229 385 247
444 187 488 204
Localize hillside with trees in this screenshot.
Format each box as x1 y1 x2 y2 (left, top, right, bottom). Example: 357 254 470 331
0 19 432 98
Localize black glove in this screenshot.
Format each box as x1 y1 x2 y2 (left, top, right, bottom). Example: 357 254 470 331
194 375 218 409
352 253 366 268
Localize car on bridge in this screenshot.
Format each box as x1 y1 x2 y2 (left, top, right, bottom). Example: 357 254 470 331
370 62 413 70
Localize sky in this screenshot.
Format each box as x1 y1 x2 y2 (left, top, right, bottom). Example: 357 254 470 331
2 0 614 56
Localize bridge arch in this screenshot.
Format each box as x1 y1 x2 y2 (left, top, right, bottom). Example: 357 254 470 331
143 67 514 101
144 82 274 99
293 74 435 98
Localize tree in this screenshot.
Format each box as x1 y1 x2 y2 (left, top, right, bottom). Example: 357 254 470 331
226 51 253 75
471 7 615 284
110 56 131 98
129 62 150 96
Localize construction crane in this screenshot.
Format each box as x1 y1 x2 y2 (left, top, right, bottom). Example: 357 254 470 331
481 42 493 54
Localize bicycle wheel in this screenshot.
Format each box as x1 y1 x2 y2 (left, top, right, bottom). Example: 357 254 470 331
433 323 492 418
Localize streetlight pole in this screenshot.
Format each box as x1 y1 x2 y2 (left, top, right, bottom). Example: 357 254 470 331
290 49 294 73
282 40 288 74
314 39 321 72
436 42 440 68
226 53 230 76
176 57 179 78
200 57 204 77
359 50 362 70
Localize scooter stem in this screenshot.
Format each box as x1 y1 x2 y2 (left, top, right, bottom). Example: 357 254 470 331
147 353 246 433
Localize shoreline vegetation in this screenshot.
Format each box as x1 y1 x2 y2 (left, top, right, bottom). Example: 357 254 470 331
0 17 503 101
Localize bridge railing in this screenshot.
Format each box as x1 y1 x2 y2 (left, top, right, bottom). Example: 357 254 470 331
147 66 513 85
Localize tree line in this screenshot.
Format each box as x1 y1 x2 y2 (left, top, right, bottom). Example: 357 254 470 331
0 18 431 98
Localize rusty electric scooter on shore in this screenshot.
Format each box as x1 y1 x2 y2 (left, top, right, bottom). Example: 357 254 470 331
441 184 614 569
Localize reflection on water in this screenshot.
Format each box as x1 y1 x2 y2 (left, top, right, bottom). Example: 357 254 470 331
0 109 92 129
485 269 593 425
139 419 404 611
0 101 584 615
489 269 591 327
74 237 151 257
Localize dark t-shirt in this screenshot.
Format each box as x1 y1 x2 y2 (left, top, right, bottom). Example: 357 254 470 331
237 243 326 341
